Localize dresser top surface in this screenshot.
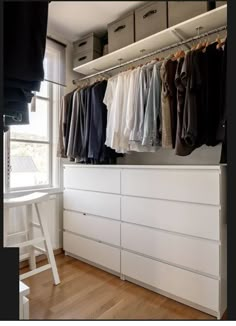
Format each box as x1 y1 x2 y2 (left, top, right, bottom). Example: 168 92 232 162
64 164 226 170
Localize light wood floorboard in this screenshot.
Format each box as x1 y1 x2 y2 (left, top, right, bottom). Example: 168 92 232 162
21 253 215 320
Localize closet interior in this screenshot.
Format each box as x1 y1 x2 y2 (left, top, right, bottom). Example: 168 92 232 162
3 1 227 321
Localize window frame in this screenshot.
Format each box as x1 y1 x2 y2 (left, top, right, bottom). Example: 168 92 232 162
5 82 57 193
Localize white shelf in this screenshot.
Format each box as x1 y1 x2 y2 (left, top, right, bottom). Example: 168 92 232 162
73 5 227 76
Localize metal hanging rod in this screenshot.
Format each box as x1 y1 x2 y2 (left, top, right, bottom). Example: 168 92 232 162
72 25 227 84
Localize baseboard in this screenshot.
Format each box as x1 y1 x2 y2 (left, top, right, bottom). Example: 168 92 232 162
19 248 63 269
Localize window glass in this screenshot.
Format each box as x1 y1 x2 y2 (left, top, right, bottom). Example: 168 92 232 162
10 142 50 188
37 80 49 98
10 99 49 142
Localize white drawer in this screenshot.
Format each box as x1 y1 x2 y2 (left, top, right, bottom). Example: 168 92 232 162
64 231 120 273
64 167 120 194
64 189 120 220
121 223 220 277
121 196 220 240
121 168 220 205
121 250 219 312
64 210 120 246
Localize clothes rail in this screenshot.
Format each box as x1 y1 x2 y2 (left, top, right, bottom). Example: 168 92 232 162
72 25 227 84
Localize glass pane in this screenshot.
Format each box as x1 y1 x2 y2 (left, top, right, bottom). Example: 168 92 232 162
10 142 49 188
37 81 49 98
10 99 49 141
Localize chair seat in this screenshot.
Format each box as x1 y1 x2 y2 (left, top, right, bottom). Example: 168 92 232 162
4 192 49 208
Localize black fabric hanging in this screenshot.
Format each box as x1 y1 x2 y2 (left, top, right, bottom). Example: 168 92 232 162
3 1 49 130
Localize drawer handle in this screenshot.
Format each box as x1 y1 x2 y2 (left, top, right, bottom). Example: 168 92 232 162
78 41 87 47
114 25 126 33
78 56 87 61
83 213 86 216
143 9 157 19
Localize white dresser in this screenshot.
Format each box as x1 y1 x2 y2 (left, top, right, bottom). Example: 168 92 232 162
63 164 227 319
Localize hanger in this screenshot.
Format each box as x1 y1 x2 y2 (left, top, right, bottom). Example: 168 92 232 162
216 34 226 50
202 34 210 53
215 33 222 48
174 44 186 59
191 40 197 51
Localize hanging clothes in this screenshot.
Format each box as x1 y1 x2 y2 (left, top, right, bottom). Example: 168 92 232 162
142 62 162 147
218 38 227 164
59 36 227 163
160 57 173 148
205 42 224 146
57 90 75 158
175 56 192 156
58 80 120 164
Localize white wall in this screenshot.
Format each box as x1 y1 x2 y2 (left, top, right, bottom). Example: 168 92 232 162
118 145 222 165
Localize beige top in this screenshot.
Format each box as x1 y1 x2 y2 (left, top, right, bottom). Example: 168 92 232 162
160 57 173 148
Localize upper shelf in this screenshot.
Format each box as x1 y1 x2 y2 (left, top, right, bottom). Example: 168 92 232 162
73 5 227 76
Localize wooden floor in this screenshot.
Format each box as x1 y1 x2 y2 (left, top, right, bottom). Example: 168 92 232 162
21 253 215 320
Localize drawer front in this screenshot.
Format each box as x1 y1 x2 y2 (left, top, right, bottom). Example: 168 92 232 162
135 1 167 41
64 231 120 273
121 196 220 240
108 13 134 53
73 35 102 54
216 1 227 7
168 1 207 27
73 50 101 68
64 189 120 220
122 223 220 276
121 250 219 312
64 210 120 246
121 169 220 205
64 166 120 193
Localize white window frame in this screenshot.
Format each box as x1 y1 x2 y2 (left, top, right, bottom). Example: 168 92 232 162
4 82 62 194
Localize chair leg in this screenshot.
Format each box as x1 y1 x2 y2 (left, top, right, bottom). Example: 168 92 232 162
35 203 60 285
3 207 9 247
26 204 36 271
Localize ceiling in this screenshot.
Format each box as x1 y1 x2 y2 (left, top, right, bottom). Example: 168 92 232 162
48 1 146 42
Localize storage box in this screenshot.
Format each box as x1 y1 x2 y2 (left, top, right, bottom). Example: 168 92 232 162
168 1 208 27
73 50 101 68
108 12 134 53
135 1 168 41
73 32 102 55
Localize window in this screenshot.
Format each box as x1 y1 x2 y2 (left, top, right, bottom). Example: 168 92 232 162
4 38 65 193
8 82 52 189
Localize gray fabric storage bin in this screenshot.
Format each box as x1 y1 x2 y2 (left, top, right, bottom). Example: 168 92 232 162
135 1 168 41
216 1 227 7
73 32 102 55
108 12 134 53
168 1 208 27
73 50 101 68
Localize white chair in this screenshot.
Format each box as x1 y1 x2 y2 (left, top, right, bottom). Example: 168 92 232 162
19 281 30 320
4 192 60 285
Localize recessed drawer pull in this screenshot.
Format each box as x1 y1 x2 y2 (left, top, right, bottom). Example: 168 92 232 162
114 25 126 33
78 41 87 47
143 9 157 19
78 56 87 61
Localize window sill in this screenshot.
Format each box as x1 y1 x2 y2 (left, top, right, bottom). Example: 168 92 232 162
4 187 63 199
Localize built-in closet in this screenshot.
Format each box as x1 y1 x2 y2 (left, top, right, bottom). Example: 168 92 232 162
60 1 227 319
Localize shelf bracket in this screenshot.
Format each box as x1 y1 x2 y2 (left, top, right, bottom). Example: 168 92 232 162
92 67 111 78
170 28 191 50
